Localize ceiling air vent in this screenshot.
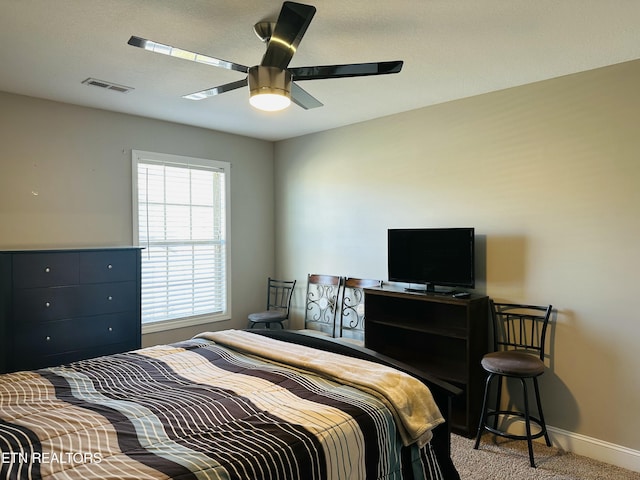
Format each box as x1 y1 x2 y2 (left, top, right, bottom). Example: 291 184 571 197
82 78 134 94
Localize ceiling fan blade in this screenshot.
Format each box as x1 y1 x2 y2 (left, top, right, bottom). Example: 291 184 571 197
183 78 248 100
291 82 323 109
261 2 316 69
128 36 249 74
290 61 403 81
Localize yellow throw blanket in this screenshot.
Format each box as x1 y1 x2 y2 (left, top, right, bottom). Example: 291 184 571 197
196 329 444 447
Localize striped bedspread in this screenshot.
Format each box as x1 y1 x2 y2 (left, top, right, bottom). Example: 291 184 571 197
1 330 445 480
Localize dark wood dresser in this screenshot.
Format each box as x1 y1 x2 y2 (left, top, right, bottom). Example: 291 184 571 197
0 247 141 373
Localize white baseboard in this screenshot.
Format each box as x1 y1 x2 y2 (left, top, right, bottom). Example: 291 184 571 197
496 420 640 472
546 425 640 473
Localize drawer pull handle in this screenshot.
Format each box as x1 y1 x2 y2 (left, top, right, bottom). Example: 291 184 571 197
46 336 51 341
108 327 113 332
45 302 51 308
44 267 51 273
107 264 113 270
108 296 113 301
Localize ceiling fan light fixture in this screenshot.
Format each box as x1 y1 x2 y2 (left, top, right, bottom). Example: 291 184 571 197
250 93 291 112
248 65 292 112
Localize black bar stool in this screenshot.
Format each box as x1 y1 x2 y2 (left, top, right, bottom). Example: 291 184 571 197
474 301 553 468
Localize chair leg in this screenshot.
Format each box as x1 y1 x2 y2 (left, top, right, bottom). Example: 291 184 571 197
520 378 537 468
533 377 552 447
474 373 494 449
493 375 503 429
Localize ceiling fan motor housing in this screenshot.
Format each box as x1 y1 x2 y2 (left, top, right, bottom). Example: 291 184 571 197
248 65 292 98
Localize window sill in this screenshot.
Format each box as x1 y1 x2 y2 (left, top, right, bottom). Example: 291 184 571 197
141 312 231 334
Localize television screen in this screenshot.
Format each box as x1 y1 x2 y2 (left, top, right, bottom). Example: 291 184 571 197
387 228 475 291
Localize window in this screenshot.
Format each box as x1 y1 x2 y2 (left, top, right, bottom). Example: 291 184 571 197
132 150 231 333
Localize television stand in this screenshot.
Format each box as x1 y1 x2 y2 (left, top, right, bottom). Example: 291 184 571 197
364 285 488 437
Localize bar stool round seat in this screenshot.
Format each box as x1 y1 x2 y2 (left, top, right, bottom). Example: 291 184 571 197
248 310 287 329
481 351 545 377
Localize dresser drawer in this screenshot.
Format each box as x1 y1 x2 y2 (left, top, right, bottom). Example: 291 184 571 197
75 282 137 317
13 282 137 323
12 313 138 357
79 250 137 284
12 253 79 288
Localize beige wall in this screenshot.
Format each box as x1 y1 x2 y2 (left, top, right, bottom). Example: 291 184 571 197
274 60 640 451
0 92 275 344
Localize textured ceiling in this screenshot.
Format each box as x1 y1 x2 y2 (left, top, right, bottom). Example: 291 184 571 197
1 0 639 141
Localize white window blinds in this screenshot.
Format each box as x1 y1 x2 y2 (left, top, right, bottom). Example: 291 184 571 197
132 151 230 330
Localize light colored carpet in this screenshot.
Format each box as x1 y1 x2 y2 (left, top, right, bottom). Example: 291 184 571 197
451 434 640 480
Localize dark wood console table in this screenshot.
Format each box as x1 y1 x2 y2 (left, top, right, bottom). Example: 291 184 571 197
364 286 489 437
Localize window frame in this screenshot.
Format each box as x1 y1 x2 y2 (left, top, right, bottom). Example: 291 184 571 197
131 150 231 334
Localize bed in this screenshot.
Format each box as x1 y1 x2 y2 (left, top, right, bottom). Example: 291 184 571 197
0 329 461 480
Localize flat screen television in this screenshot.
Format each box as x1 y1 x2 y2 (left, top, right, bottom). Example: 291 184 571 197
387 227 475 292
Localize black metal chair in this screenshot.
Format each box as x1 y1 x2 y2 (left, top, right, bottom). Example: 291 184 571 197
338 277 382 343
474 301 553 468
248 277 296 329
303 274 343 337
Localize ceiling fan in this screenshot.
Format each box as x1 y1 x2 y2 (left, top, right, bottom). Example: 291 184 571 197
128 1 403 112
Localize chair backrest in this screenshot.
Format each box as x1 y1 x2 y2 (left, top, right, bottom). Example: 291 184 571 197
339 277 382 339
304 274 343 337
491 301 553 360
266 278 296 319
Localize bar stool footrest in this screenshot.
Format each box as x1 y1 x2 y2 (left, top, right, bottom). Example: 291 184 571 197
482 410 547 441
